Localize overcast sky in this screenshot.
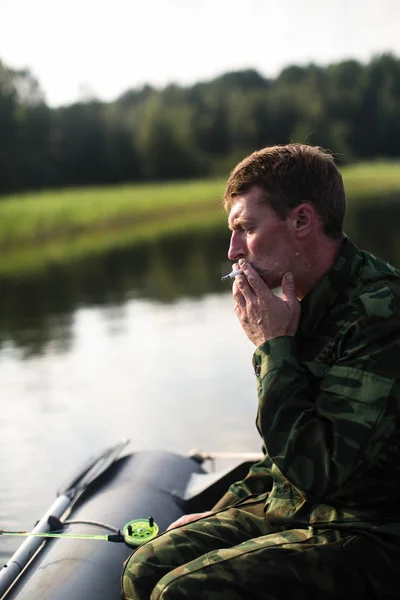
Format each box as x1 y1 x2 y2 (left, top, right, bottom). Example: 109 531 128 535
1 0 399 107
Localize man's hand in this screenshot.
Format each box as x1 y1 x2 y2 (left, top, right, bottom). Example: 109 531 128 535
166 511 213 531
233 261 301 346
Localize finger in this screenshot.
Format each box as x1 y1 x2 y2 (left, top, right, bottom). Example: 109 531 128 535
235 279 257 308
232 280 246 309
167 512 210 530
239 260 271 296
281 272 298 309
166 517 184 530
167 514 193 530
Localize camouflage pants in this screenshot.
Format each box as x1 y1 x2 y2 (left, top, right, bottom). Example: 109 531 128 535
122 497 379 600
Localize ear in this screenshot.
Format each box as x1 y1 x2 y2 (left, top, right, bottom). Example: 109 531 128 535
290 203 316 238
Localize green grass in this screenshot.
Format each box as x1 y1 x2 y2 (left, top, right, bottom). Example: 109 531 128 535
341 162 400 201
0 179 227 248
0 162 399 277
0 209 224 277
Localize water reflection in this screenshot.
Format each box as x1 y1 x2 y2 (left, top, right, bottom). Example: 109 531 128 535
0 227 231 357
0 200 399 358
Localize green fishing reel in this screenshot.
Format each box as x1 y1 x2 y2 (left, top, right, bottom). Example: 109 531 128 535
123 518 159 547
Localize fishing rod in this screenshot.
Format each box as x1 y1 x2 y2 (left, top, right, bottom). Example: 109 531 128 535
0 439 132 597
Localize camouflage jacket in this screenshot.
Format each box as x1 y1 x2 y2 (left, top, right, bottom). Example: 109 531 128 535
215 237 400 538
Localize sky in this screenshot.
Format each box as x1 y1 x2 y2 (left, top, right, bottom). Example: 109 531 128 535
1 0 400 107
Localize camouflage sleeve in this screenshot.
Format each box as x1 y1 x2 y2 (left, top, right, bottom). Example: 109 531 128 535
253 289 400 502
211 449 273 511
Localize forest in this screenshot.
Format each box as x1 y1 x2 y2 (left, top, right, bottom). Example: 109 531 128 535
1 53 400 196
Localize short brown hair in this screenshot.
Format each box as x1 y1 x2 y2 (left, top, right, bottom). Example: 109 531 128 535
224 144 346 239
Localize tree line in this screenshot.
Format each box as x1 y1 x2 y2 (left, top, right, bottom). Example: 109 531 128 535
1 53 400 196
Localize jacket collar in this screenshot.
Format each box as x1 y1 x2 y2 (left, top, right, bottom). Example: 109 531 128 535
298 236 363 336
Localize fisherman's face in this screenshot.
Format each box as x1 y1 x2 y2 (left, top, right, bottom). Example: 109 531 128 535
227 186 296 290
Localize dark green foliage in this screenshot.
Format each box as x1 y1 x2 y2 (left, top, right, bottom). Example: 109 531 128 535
1 54 400 196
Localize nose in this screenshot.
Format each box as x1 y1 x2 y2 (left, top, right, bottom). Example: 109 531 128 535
228 230 246 261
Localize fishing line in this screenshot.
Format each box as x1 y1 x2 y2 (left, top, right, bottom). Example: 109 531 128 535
0 517 159 547
56 517 120 533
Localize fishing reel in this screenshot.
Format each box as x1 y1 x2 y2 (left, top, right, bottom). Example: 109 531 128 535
122 518 159 547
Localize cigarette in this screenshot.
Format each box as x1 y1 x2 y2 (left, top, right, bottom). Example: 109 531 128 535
221 269 243 281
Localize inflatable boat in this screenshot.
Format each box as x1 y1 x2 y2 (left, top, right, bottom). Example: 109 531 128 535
0 440 261 599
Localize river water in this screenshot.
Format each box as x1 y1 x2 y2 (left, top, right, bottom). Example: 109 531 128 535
0 201 399 564
0 227 262 563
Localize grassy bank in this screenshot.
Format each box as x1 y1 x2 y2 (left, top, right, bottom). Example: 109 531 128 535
0 179 227 249
0 162 399 277
341 162 400 201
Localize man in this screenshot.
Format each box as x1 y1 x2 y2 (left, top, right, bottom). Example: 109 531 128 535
122 144 400 599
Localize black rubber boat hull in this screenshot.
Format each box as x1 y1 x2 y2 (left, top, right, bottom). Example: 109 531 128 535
2 451 206 599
